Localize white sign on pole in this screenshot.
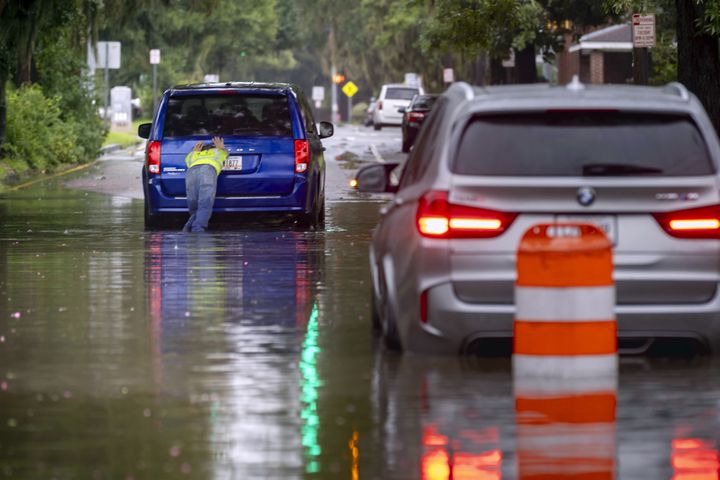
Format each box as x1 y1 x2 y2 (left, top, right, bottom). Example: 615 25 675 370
632 14 656 48
150 49 161 65
443 68 454 84
404 72 419 87
312 86 325 102
204 74 219 83
314 100 322 109
96 41 121 69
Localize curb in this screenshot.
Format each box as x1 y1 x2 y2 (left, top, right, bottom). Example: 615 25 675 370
100 143 123 154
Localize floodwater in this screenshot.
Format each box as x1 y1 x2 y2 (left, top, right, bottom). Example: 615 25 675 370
1 175 720 479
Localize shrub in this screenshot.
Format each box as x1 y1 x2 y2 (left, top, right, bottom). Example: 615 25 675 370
2 84 75 172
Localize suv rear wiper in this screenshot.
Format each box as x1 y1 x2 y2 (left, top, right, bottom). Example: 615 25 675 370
582 163 663 176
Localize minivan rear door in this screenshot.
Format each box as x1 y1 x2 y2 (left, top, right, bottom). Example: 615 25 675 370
159 92 297 197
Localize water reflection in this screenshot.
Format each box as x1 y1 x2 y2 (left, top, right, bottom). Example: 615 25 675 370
672 436 720 480
514 376 617 480
143 230 325 477
368 354 513 480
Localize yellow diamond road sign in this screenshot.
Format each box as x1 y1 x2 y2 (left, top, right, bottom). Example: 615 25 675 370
342 81 358 98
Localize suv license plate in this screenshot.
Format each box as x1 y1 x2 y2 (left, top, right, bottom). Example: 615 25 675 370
555 215 617 244
223 157 243 171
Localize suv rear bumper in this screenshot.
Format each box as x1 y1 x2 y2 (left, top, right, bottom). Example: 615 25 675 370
145 175 310 214
407 282 720 355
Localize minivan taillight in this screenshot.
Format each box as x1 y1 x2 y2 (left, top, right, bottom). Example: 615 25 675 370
294 139 309 173
378 101 383 111
653 204 720 239
146 140 161 174
416 191 517 238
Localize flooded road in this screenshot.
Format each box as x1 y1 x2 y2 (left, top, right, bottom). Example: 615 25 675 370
1 126 720 479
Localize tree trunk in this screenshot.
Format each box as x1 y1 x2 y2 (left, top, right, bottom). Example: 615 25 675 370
676 0 720 133
516 42 538 84
0 64 7 150
490 57 506 85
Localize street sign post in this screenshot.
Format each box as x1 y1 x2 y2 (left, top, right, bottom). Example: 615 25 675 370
96 41 121 124
342 81 358 124
149 49 160 115
312 86 325 112
443 68 454 84
632 14 656 48
632 14 655 85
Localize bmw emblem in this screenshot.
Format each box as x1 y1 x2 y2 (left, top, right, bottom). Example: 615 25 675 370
577 187 596 207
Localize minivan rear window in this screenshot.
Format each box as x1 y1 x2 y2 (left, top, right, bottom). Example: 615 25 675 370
386 88 420 101
454 112 714 176
163 94 293 138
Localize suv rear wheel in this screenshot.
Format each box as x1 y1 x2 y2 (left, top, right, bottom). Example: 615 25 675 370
144 200 164 230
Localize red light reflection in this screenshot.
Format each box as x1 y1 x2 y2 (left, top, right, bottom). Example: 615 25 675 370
672 438 720 480
422 425 502 480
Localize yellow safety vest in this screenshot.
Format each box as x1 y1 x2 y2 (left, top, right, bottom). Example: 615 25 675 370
185 148 229 175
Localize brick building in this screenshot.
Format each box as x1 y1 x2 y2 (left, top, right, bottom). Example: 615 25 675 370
556 24 634 85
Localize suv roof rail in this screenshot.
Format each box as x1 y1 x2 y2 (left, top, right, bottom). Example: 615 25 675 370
446 82 475 100
566 75 585 92
662 82 690 101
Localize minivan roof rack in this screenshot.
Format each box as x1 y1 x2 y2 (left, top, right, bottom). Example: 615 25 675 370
662 82 690 101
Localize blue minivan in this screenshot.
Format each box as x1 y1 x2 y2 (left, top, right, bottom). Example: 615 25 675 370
137 82 333 230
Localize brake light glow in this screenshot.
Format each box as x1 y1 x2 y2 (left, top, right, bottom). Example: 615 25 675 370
408 112 425 122
669 219 720 230
653 204 720 239
295 139 309 173
146 140 161 174
416 191 516 238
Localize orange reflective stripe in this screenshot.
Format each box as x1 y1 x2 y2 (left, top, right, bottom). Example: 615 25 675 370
516 392 617 424
517 224 613 287
513 321 617 356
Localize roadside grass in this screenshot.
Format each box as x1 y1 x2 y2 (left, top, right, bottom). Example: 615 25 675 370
102 118 151 148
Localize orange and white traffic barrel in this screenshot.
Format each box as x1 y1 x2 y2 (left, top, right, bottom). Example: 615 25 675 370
514 223 617 378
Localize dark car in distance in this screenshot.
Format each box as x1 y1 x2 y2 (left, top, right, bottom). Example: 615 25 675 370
399 94 439 152
138 82 333 230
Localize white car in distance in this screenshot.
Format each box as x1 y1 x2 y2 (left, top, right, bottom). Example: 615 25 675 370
373 83 424 130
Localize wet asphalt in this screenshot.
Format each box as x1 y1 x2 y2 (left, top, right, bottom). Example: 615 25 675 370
1 125 719 479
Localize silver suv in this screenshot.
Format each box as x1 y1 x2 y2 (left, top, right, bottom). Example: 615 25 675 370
356 80 720 355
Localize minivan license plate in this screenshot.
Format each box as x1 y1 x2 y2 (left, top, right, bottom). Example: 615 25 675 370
223 157 243 171
555 215 617 244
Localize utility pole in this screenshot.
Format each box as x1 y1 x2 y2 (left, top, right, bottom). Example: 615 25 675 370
104 42 110 125
329 27 339 124
150 49 161 115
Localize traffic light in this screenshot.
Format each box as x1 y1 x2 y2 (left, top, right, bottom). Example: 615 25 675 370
333 74 345 84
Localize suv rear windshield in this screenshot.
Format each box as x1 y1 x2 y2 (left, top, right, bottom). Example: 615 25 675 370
163 93 293 138
385 88 420 100
454 112 714 176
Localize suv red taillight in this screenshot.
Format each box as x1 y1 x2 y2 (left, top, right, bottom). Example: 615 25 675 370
408 112 425 122
146 140 161 174
416 191 517 238
294 139 309 173
653 204 720 239
378 101 383 111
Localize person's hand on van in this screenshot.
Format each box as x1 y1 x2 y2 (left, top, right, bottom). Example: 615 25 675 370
192 141 204 152
212 136 226 152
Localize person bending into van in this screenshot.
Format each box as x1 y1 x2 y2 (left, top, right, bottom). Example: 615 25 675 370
183 136 228 232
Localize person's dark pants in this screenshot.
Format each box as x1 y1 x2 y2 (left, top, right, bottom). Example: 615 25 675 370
183 164 217 233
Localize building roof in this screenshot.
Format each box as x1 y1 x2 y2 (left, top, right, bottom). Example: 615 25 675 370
569 24 633 53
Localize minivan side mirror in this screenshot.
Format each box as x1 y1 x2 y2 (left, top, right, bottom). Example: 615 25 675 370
138 123 152 139
318 121 334 139
397 107 406 114
354 163 400 194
